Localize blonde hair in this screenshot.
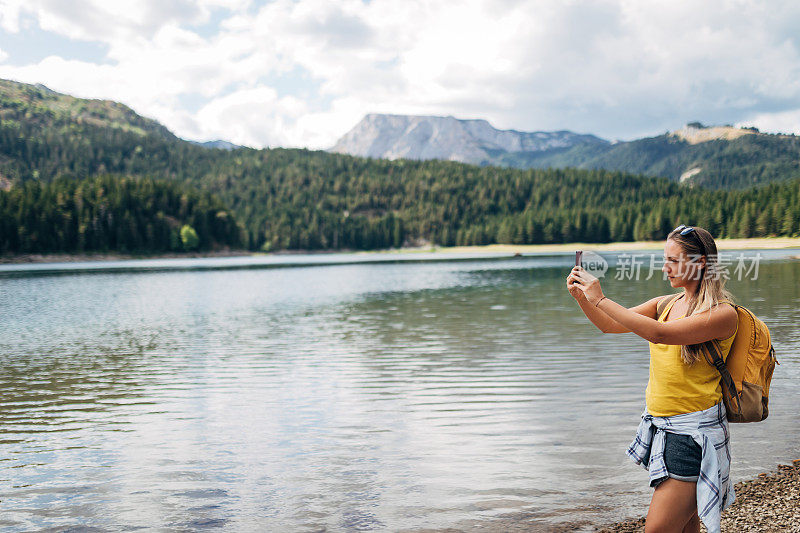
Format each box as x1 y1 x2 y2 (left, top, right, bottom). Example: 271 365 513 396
666 225 736 365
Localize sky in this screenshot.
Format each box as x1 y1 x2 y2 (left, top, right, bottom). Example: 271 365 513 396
1 0 799 150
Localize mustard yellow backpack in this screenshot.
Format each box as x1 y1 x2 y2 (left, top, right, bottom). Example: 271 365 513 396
656 294 778 423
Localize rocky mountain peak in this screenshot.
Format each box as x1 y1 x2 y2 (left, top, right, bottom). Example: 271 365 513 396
329 114 609 165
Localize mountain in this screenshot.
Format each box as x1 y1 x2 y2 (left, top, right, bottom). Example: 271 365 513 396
329 113 609 165
2 77 800 256
519 122 800 190
332 115 800 190
0 79 175 140
191 139 242 150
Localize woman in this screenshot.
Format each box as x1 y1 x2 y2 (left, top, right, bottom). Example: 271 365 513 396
566 225 738 533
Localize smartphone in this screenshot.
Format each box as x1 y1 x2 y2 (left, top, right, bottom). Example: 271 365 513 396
575 250 583 267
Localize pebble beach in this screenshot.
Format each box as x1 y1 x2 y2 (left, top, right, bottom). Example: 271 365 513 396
596 460 800 532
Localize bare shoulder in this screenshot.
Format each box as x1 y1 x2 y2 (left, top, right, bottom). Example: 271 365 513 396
710 301 738 339
691 300 737 318
712 301 738 319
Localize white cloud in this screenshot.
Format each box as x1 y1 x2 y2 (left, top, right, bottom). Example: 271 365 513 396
738 110 800 136
4 0 247 41
1 0 800 148
194 86 309 147
0 0 24 32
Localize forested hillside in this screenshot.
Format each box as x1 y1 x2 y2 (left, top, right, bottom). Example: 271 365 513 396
0 175 244 254
510 131 800 190
1 78 799 256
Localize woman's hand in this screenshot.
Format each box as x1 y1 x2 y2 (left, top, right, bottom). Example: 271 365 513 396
566 267 586 301
568 266 605 305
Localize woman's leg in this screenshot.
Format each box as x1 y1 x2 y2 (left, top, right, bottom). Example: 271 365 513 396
682 510 700 533
644 478 698 533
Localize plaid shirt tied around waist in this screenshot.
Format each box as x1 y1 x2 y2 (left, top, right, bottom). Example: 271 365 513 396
626 401 734 533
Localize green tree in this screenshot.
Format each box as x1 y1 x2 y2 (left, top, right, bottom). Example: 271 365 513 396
180 224 200 251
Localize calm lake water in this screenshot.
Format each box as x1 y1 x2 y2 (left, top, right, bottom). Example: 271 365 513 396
1 250 799 532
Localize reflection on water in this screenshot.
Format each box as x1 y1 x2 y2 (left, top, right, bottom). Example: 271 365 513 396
1 251 799 531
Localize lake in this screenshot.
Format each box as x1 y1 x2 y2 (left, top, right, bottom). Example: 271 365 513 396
1 249 798 532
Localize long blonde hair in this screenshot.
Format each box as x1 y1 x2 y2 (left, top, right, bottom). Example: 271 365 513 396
667 225 736 365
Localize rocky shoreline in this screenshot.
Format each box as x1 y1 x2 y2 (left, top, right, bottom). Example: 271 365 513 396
595 460 800 532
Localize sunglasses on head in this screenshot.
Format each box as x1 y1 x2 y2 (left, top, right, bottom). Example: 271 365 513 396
673 224 706 258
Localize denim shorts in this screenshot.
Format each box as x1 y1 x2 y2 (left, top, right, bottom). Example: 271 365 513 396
644 432 702 487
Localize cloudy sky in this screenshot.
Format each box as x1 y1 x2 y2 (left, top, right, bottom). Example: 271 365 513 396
1 0 799 149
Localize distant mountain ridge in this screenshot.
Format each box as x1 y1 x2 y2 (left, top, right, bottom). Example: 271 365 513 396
191 139 242 151
329 113 609 165
332 115 800 189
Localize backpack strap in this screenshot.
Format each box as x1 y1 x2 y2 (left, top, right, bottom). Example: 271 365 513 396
702 340 743 417
656 293 682 320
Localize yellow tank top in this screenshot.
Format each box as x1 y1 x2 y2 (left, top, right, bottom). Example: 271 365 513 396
645 295 738 417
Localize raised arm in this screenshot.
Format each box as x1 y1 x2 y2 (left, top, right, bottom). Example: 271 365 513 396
574 293 662 333
570 266 738 344
650 304 738 344
596 295 662 333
